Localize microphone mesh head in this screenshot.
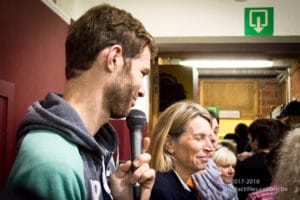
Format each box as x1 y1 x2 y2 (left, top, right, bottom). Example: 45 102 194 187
126 109 147 130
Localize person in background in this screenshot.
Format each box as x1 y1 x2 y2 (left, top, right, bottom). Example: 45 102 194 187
275 126 300 200
213 146 239 200
208 109 220 141
234 118 282 200
149 101 214 200
207 109 220 152
219 139 237 155
189 109 224 200
4 4 157 200
246 119 288 200
224 124 253 162
224 133 239 148
246 142 282 200
277 100 300 130
234 123 252 153
223 133 250 162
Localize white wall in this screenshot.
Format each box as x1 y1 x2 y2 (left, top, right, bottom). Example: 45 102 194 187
134 76 150 121
68 0 300 37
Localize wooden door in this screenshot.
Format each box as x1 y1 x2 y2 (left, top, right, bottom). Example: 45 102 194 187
0 80 15 188
200 79 258 119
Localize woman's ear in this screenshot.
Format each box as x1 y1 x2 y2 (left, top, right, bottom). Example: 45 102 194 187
251 138 258 151
164 136 175 154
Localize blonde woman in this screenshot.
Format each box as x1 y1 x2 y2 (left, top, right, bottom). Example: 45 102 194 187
213 146 238 200
190 109 223 200
149 101 214 200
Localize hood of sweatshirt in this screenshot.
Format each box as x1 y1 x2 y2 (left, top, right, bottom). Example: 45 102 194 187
16 93 118 157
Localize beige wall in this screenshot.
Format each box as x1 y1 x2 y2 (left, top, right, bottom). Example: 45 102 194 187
62 0 300 37
50 0 300 36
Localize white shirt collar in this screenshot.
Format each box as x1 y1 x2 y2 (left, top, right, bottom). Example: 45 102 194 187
172 169 191 192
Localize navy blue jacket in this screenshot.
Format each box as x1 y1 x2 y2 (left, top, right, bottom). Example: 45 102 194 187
150 171 199 200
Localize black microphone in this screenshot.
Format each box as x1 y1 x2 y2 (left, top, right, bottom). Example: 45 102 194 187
126 109 147 200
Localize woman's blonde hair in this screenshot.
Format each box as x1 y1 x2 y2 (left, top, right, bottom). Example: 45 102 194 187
149 101 211 172
219 139 237 155
213 146 237 167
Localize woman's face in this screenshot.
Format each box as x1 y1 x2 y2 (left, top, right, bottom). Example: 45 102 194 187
170 116 214 179
208 118 219 157
219 162 236 184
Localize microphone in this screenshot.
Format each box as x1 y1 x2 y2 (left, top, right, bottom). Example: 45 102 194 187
126 109 147 200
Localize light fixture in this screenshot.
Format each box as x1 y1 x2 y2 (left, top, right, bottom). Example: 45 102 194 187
179 59 274 69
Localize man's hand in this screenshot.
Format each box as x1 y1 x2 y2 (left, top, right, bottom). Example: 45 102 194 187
110 137 155 200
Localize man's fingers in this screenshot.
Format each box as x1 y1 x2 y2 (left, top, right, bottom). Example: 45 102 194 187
112 160 132 178
137 168 155 186
129 163 154 185
142 137 150 153
132 152 151 169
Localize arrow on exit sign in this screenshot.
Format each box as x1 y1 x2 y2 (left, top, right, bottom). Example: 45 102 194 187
245 7 274 36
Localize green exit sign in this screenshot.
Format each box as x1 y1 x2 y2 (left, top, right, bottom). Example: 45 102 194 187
245 7 274 36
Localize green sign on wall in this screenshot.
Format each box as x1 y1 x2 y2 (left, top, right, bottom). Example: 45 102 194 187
245 7 274 36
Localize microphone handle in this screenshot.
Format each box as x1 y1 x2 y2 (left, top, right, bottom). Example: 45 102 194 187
130 129 143 167
133 184 141 200
130 128 142 200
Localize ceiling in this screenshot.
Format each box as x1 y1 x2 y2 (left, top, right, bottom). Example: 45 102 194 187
156 36 300 79
156 36 300 57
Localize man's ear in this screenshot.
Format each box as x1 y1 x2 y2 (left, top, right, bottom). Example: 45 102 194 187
98 45 123 72
164 136 175 154
108 45 123 71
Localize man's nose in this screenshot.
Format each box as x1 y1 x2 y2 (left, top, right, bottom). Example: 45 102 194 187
138 82 145 97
